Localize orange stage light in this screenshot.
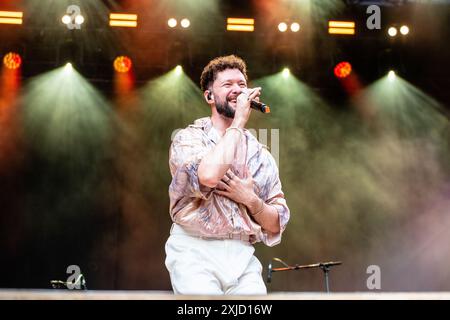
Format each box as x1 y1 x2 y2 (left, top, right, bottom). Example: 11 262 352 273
3 52 22 70
334 61 352 79
114 56 132 73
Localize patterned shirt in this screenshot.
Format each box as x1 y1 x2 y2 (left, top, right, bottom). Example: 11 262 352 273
168 117 290 246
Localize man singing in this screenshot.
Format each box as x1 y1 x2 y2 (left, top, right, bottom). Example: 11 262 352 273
165 55 290 295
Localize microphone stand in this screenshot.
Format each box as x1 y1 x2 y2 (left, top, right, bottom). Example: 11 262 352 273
320 263 333 293
268 258 342 293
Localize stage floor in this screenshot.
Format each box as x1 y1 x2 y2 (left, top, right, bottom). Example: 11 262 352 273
1 290 450 300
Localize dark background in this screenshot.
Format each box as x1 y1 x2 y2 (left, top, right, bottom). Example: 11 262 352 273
0 0 449 292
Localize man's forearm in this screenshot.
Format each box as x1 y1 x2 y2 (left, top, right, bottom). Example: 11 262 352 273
246 195 280 234
198 129 243 188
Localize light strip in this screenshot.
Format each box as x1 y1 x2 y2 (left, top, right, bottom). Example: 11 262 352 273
110 13 137 21
0 17 22 25
0 11 23 18
227 25 254 32
328 28 355 35
109 20 138 27
227 17 254 32
328 21 355 28
109 13 138 28
227 18 254 25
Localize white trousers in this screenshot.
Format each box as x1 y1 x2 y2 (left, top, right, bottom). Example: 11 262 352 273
165 224 267 295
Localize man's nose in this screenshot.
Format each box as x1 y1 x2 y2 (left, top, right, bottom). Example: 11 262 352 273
231 84 244 94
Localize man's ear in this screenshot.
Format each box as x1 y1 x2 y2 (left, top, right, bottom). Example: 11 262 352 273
204 90 214 103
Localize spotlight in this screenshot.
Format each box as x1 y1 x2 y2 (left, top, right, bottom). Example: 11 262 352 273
64 63 73 73
388 70 396 81
75 15 84 25
400 25 409 35
175 65 183 76
109 13 138 28
388 27 397 37
114 56 132 73
278 22 287 32
62 14 71 25
180 18 190 28
328 21 355 35
334 61 352 79
3 52 22 69
290 22 300 32
227 18 254 32
168 18 177 28
282 68 290 78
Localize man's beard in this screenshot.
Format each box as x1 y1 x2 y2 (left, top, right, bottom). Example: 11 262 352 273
214 98 235 119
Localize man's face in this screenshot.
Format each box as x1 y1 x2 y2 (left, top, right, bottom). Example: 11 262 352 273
211 68 247 119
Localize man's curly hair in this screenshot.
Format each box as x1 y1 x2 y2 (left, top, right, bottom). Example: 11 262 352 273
200 55 248 92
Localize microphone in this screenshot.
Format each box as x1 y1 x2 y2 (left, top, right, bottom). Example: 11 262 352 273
237 89 270 113
251 100 270 114
267 262 273 283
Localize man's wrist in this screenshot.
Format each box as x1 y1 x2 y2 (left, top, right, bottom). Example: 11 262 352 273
246 194 261 211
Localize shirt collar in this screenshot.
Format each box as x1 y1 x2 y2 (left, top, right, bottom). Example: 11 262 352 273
190 117 212 130
189 117 217 143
